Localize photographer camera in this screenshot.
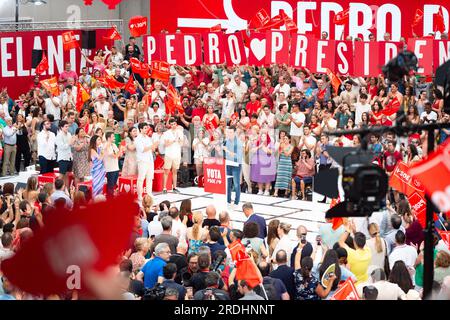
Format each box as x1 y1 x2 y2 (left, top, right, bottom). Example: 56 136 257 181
193 271 230 300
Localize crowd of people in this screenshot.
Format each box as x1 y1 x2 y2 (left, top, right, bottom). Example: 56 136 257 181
0 34 449 300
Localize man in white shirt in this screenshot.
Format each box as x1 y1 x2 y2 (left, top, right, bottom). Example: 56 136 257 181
95 95 111 118
354 93 371 125
91 81 107 100
109 46 124 67
273 76 291 102
289 103 305 147
0 96 9 116
135 122 158 202
44 92 61 123
55 120 74 188
230 75 248 108
356 268 407 300
388 230 418 272
169 207 187 242
103 132 121 198
37 119 56 174
321 110 337 132
420 102 438 124
298 125 317 155
162 119 184 194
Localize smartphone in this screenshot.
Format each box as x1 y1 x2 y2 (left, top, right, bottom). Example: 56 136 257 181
186 287 193 300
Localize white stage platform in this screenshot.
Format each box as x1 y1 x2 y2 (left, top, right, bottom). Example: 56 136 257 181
1 175 329 244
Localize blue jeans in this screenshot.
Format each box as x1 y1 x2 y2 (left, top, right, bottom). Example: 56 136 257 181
106 170 119 197
227 165 242 205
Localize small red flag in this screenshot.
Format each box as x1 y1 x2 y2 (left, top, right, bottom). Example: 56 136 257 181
130 58 151 79
235 250 262 289
124 76 137 95
329 198 344 230
327 68 342 95
103 26 122 41
164 84 183 116
434 6 446 33
437 229 450 250
62 31 79 51
98 75 125 90
248 9 271 30
35 52 49 75
150 60 170 82
334 8 350 25
76 83 90 112
331 278 359 300
128 16 148 37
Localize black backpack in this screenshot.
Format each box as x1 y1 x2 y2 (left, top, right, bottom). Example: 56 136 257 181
143 283 166 301
253 278 280 300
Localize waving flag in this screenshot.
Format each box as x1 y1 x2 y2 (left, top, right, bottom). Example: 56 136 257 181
334 8 350 25
327 68 342 94
98 75 125 90
124 76 137 95
330 278 359 300
103 26 122 41
165 84 184 115
235 250 261 289
437 229 450 250
434 6 446 33
76 83 91 112
129 58 151 79
330 198 344 230
62 31 79 51
150 60 170 82
40 77 60 96
35 52 49 75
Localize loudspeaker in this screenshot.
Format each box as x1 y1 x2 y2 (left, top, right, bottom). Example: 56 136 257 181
81 30 97 49
31 49 44 69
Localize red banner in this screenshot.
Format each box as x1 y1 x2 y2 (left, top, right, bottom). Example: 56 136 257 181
407 38 434 75
224 32 248 65
389 162 425 197
248 32 267 66
0 29 113 99
334 41 353 75
266 31 290 65
62 31 79 51
433 40 450 72
408 139 450 214
203 157 226 195
150 0 450 41
202 32 226 64
354 41 380 77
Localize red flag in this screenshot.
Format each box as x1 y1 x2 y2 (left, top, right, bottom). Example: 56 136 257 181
382 96 401 116
235 250 261 289
165 84 184 116
330 198 344 230
228 239 246 262
40 77 60 96
389 162 425 197
76 83 90 112
150 60 170 82
437 229 450 250
35 52 49 75
62 31 79 51
99 75 125 90
434 6 446 33
408 139 450 213
327 68 342 94
248 9 271 30
334 8 350 26
129 16 148 37
330 278 359 300
124 76 137 95
412 9 424 28
103 26 122 41
1 195 137 296
129 58 151 79
279 9 298 33
210 24 222 32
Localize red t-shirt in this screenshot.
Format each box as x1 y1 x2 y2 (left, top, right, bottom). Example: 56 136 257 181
246 100 262 117
383 150 402 172
192 106 206 120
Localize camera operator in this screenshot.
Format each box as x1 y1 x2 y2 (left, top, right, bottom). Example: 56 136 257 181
193 271 230 300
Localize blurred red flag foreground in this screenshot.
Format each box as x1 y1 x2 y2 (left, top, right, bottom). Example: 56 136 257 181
1 194 137 297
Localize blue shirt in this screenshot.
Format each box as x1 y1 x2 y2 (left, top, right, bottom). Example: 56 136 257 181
225 137 244 165
141 219 149 238
245 214 267 239
141 256 167 289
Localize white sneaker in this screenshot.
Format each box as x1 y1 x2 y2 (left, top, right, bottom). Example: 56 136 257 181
263 191 270 196
257 190 264 195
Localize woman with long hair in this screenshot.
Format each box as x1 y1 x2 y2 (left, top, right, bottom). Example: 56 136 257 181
293 256 320 300
121 127 138 177
72 128 90 186
14 114 31 173
267 219 280 257
317 249 342 299
88 112 100 137
250 132 276 196
22 176 39 204
192 129 210 178
431 89 444 114
309 114 322 137
406 143 421 165
187 211 208 254
237 108 250 133
29 107 43 164
370 101 383 125
389 260 414 294
273 134 294 197
202 105 219 128
89 135 106 198
404 86 416 109
406 105 420 125
366 223 387 270
180 199 193 228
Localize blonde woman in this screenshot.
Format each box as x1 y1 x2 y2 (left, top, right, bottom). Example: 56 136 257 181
271 222 293 267
267 219 281 258
129 238 151 274
367 223 387 270
186 211 208 254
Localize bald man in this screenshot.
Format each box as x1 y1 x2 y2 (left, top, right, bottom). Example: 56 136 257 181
202 205 220 229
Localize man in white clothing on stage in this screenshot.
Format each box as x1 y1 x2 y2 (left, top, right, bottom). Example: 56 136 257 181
135 122 158 202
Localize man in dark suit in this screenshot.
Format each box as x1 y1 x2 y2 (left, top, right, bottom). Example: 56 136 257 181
243 202 267 239
269 250 295 300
